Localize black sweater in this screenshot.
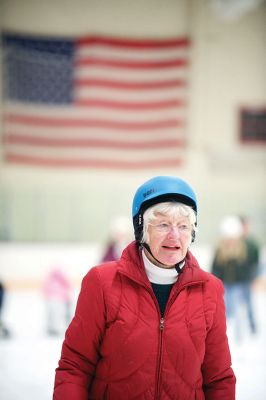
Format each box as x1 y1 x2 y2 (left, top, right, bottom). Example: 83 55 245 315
151 282 174 316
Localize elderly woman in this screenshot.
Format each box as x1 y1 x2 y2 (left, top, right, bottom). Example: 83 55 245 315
53 176 235 400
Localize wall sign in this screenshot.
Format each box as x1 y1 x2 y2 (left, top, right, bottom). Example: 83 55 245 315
240 107 266 143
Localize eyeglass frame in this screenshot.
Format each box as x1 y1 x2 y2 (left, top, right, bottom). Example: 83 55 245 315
148 222 193 235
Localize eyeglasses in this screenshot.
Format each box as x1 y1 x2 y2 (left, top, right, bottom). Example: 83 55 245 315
149 222 192 234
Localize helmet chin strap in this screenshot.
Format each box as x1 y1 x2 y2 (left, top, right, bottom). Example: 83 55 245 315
141 242 186 274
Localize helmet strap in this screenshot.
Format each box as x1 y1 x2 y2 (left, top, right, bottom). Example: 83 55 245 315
141 242 186 274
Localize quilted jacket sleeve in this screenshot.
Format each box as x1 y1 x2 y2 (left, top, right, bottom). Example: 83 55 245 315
53 267 105 400
202 277 236 400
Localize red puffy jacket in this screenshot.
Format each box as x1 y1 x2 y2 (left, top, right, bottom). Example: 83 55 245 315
53 241 235 399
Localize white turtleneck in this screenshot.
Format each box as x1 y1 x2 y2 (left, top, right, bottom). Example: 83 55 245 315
142 249 180 284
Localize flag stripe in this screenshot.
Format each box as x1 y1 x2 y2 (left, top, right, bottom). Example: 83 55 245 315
74 78 187 90
4 102 184 121
5 113 183 129
6 134 185 149
6 153 183 169
4 125 184 141
76 36 190 49
6 143 184 160
75 86 186 102
76 67 187 81
76 47 188 62
74 99 186 109
75 57 188 69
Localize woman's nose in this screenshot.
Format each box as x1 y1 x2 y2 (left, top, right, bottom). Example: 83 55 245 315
167 226 181 237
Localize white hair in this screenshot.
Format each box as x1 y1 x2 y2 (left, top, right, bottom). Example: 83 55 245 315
141 202 197 244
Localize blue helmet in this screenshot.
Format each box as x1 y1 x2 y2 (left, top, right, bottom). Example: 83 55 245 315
132 176 197 243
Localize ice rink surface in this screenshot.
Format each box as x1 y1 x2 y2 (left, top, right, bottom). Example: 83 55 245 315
0 289 265 400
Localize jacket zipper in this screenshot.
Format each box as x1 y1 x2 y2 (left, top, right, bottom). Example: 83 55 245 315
155 317 164 399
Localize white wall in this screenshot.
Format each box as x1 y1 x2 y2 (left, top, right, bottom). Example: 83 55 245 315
0 0 189 35
0 0 265 245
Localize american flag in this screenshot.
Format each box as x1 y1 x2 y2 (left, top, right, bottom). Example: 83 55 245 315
1 32 191 169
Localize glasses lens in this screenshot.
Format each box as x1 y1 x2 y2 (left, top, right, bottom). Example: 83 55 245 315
150 223 191 234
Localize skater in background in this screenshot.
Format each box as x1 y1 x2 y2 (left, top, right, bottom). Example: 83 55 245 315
42 267 72 336
0 280 10 338
211 215 258 340
100 216 132 262
239 215 260 333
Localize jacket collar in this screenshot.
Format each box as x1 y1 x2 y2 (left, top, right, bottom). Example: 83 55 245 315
117 241 209 288
117 241 150 287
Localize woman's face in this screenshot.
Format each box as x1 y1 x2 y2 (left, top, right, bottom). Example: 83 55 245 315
145 213 193 268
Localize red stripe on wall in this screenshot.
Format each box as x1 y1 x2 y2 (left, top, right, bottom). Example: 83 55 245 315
75 58 189 69
74 99 186 110
76 36 191 49
6 153 183 169
6 134 185 149
5 114 183 129
74 78 187 90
